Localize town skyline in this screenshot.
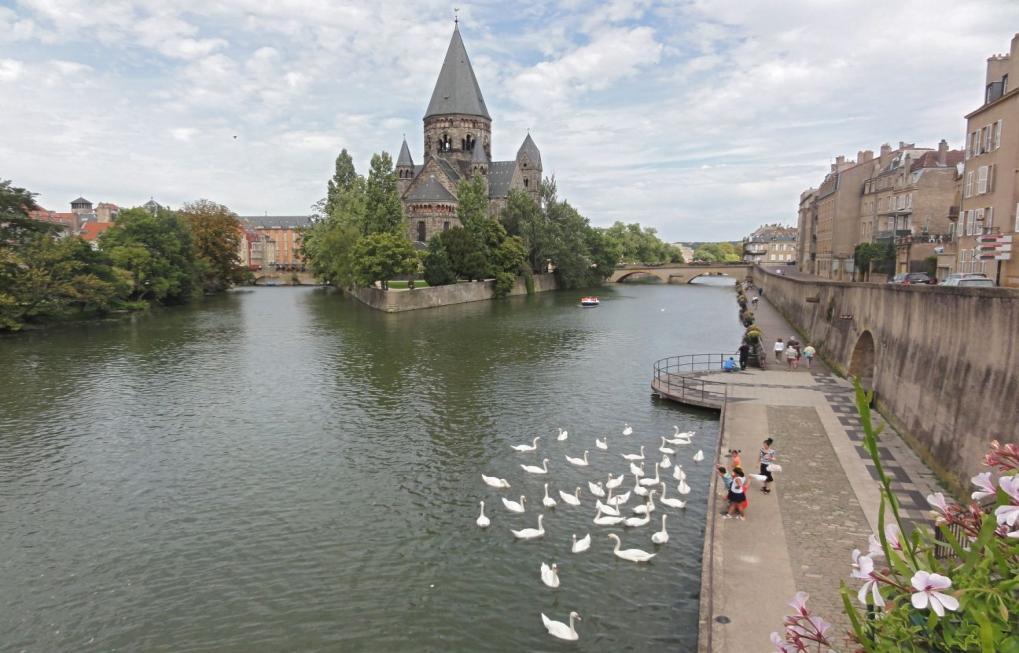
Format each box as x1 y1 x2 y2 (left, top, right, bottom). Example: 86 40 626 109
2 1 1018 241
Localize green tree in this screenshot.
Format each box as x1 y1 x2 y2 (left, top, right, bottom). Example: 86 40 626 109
301 149 368 286
363 152 403 235
325 149 359 218
456 173 490 241
100 207 198 303
501 189 549 272
350 231 419 290
422 236 456 286
179 199 243 294
693 242 740 263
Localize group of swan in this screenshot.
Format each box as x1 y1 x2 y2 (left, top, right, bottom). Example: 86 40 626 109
480 424 699 641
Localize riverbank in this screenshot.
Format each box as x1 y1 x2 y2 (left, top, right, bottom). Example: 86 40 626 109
347 272 559 312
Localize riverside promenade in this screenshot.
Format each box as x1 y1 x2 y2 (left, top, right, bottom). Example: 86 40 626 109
695 294 941 652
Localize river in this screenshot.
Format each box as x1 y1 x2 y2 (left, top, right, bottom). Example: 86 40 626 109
0 280 741 652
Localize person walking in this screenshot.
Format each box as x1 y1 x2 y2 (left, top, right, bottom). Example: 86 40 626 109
803 344 816 369
759 438 777 494
774 337 785 362
724 467 747 519
737 343 750 370
784 342 797 369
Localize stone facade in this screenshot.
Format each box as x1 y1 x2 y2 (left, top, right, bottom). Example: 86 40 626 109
742 224 797 265
393 25 542 245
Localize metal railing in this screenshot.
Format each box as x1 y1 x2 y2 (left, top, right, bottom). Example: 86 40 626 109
651 353 732 408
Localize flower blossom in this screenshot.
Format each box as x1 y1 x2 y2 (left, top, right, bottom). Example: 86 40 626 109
927 492 950 521
788 591 809 616
867 533 884 557
884 523 902 551
770 631 794 653
910 570 959 617
851 552 885 607
996 476 1019 528
971 471 996 501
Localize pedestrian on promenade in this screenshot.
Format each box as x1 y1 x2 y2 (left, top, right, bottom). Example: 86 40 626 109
737 343 750 370
751 295 759 307
784 342 797 369
759 438 777 494
717 466 733 491
774 337 785 362
723 357 738 372
724 467 747 519
729 449 742 468
803 344 816 368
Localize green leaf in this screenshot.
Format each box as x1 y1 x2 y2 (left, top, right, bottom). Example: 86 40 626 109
841 583 877 653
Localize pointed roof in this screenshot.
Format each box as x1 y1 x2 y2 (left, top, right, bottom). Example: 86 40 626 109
516 133 541 169
471 142 488 164
397 138 414 167
425 25 490 120
406 175 457 203
71 196 91 205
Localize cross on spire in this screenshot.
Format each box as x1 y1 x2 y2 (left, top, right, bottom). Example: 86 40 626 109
454 8 459 25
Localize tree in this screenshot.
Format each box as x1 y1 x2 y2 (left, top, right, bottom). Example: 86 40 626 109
179 199 244 294
422 236 456 286
363 152 403 235
325 149 359 218
301 150 368 286
100 207 198 303
693 242 740 263
501 189 548 272
350 231 419 289
456 173 490 240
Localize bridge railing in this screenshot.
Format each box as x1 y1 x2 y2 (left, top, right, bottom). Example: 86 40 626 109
651 353 730 407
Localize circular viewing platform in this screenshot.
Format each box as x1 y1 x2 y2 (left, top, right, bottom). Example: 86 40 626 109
650 353 730 410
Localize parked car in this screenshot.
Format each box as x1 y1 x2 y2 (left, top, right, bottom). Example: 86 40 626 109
888 272 934 285
940 272 988 285
941 276 996 287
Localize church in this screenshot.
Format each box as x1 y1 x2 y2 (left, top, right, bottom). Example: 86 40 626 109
395 24 543 244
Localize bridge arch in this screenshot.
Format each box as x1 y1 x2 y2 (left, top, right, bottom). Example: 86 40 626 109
849 330 876 390
614 269 670 283
609 264 752 285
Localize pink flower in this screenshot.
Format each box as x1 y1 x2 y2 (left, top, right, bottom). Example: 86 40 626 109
884 523 902 551
852 554 885 607
910 571 959 617
971 471 996 501
996 504 1019 528
1001 475 1019 502
770 631 793 653
927 492 949 514
867 534 884 557
997 476 1019 527
788 591 809 616
807 614 832 637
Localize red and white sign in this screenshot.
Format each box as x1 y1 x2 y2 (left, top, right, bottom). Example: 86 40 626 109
978 233 1013 260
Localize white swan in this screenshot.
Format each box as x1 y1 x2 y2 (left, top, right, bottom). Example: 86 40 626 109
556 427 568 441
608 489 631 506
659 437 676 455
593 507 625 525
639 463 661 487
521 458 550 475
677 479 691 495
477 501 490 528
541 611 581 641
660 454 672 469
621 445 645 462
622 423 633 436
692 450 704 462
540 562 560 588
633 475 649 497
632 490 657 516
565 450 589 467
658 482 687 508
512 514 545 540
511 436 540 452
542 483 557 509
652 514 669 544
572 532 591 553
606 472 625 490
502 495 527 513
595 499 620 516
595 437 608 450
607 533 655 562
481 474 510 489
630 461 645 478
559 487 581 506
587 481 605 498
673 465 686 481
623 512 650 528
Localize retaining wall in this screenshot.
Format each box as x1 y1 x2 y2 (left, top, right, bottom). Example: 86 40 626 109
348 273 559 312
751 267 1019 489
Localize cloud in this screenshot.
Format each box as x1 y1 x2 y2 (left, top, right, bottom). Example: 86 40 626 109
0 58 23 81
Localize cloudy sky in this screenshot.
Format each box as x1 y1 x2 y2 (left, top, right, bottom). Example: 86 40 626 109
1 1 1017 241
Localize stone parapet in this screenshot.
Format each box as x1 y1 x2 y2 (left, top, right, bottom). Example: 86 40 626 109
348 273 558 312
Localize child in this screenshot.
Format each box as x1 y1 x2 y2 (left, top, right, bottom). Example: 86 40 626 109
717 465 733 492
759 438 777 494
730 449 742 468
725 467 747 520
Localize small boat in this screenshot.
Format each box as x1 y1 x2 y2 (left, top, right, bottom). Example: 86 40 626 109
580 296 600 307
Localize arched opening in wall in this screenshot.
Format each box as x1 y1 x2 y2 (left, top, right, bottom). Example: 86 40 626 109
417 221 426 243
849 330 876 390
616 271 663 284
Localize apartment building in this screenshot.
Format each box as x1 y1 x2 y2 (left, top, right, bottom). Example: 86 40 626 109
813 153 873 280
743 224 798 265
238 215 312 271
956 33 1019 287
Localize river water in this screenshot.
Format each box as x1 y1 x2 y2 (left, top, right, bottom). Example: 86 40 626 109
0 280 741 652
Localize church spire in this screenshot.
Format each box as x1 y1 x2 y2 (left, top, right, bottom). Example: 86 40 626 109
424 24 490 120
397 136 414 167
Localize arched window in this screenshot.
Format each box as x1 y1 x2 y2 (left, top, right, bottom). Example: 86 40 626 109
524 178 529 188
417 221 426 242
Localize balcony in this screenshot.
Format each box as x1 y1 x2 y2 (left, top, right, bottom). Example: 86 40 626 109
875 229 911 242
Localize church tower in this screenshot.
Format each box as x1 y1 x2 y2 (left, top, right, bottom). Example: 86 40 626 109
423 24 492 170
396 136 414 196
516 133 542 203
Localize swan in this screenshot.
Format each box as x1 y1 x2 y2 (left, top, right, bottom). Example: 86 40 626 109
541 611 581 641
521 458 550 475
608 489 631 506
511 436 540 452
607 533 655 562
481 474 510 489
595 499 620 516
595 437 608 450
502 495 527 513
677 479 691 495
660 454 672 469
572 532 591 553
692 450 704 462
559 487 581 506
556 427 568 441
477 501 490 528
632 490 656 516
630 461 645 478
623 513 650 528
633 475 649 497
659 437 676 455
587 481 605 498
542 483 557 509
511 514 545 540
652 514 669 544
673 464 686 481
593 507 625 525
621 446 645 462
639 463 661 487
540 562 560 589
658 482 687 508
606 473 625 490
565 450 589 467
622 423 633 436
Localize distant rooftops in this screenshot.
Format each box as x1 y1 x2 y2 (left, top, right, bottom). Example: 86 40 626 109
238 215 313 229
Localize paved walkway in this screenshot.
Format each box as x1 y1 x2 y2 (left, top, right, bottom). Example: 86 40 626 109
699 291 940 652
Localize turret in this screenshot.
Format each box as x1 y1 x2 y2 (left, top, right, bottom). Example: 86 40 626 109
396 137 415 196
516 133 542 200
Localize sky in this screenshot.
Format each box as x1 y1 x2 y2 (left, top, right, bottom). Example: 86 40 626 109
1 1 1017 241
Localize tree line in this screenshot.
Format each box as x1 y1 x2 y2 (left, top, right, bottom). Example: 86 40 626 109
301 149 684 295
1 179 246 331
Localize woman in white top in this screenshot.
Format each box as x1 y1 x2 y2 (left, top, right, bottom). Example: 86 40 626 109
773 338 784 362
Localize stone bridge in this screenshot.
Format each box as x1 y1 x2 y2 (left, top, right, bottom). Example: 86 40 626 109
253 271 319 286
609 263 752 284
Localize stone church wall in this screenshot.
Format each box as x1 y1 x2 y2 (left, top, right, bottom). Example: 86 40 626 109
349 273 559 312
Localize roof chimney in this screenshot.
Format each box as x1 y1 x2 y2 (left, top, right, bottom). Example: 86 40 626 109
861 150 874 162
880 143 892 156
937 139 948 166
835 155 845 165
898 141 906 150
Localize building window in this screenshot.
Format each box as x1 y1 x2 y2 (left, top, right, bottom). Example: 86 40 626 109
977 166 988 194
965 171 974 198
993 120 1003 149
443 221 450 231
524 178 529 188
417 221 426 242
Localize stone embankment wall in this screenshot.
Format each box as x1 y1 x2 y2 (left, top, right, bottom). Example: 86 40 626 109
349 273 559 312
752 266 1019 489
